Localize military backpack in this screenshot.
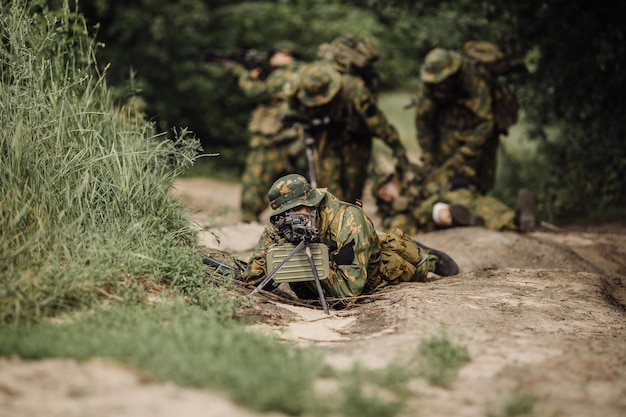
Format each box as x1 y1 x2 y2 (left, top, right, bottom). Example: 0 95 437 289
462 41 523 133
318 35 381 98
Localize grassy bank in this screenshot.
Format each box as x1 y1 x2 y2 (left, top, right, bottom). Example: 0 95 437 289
0 1 210 324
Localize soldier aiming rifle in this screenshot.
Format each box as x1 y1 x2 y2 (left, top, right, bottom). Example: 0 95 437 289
204 48 275 80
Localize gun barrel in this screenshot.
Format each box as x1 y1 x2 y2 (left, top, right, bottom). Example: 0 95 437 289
203 256 244 280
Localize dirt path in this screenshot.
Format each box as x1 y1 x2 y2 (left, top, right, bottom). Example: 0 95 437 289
2 177 625 417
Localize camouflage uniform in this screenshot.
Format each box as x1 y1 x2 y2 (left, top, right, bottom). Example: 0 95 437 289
291 61 408 204
317 34 381 98
384 188 518 235
371 153 518 234
242 174 445 302
229 44 306 222
416 48 499 195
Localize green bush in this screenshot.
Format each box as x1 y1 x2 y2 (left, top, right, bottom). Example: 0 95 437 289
0 1 214 323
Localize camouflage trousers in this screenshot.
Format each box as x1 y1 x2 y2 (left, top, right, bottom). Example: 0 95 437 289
383 188 517 235
240 137 306 222
315 137 372 204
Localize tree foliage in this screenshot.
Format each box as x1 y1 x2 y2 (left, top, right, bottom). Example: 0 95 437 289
38 0 626 222
490 0 626 222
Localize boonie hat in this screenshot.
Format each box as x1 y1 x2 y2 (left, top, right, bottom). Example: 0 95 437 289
268 174 326 216
297 62 341 107
420 48 462 83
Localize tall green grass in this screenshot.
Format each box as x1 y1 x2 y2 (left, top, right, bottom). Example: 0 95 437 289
0 1 213 323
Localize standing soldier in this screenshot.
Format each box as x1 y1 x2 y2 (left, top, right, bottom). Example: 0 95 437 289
223 41 306 223
414 44 526 197
415 47 497 196
290 57 412 205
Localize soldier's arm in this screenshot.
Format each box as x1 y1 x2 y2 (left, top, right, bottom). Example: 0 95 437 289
242 226 276 286
353 84 407 160
323 207 379 298
234 67 289 102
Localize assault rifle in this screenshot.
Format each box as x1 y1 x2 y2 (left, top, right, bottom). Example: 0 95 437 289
204 48 274 80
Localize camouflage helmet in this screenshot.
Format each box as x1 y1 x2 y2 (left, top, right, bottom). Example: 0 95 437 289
297 62 341 107
420 48 462 83
268 174 326 216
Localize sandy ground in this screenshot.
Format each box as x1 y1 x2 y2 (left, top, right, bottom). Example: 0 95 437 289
1 176 625 417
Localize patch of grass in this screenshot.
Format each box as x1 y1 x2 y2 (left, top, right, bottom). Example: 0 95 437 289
337 363 411 417
417 331 471 387
0 300 323 415
0 300 423 417
487 392 539 417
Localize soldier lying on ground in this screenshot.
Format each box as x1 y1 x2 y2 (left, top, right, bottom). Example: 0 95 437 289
242 174 459 307
372 156 536 235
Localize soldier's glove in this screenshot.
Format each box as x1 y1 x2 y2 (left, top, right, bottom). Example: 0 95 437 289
333 240 355 265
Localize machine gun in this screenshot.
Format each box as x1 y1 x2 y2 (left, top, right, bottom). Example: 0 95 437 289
271 209 321 244
204 48 274 80
252 209 330 314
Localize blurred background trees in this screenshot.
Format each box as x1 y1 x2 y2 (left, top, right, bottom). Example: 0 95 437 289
29 0 626 224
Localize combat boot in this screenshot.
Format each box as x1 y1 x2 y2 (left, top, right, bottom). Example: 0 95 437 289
449 204 485 227
413 240 459 276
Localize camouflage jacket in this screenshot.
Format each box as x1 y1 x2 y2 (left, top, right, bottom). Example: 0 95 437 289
415 57 495 180
232 60 302 103
294 66 406 159
231 61 304 142
242 191 382 299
